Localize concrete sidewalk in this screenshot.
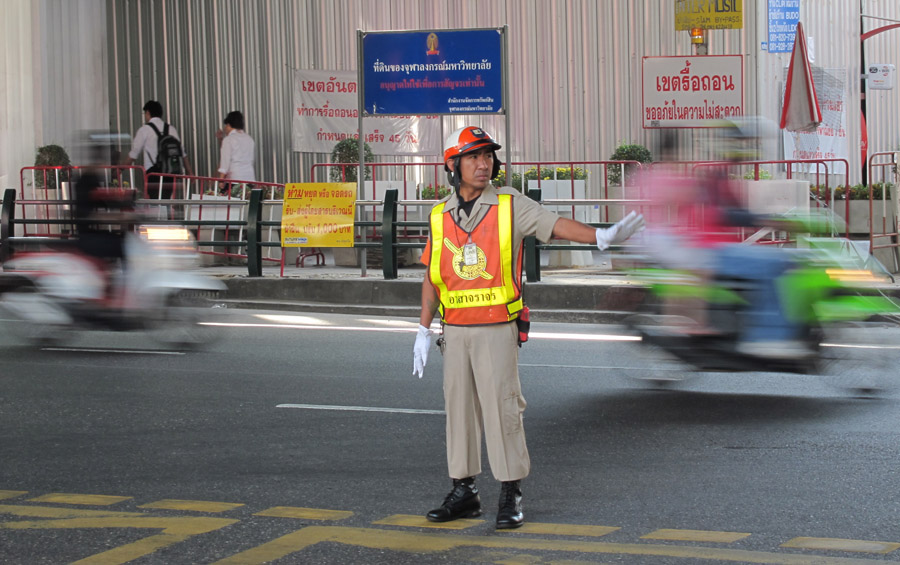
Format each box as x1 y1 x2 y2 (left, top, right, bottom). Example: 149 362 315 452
205 255 649 324
203 251 900 324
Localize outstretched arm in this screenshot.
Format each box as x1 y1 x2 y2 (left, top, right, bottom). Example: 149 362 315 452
551 217 598 244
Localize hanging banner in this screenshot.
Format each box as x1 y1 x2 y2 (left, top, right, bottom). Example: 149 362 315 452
281 183 356 247
361 28 504 115
291 69 441 155
675 0 743 31
642 55 744 128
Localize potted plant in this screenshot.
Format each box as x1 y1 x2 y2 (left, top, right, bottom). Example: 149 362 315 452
492 169 523 191
330 138 374 182
607 142 651 186
420 184 451 199
33 144 71 190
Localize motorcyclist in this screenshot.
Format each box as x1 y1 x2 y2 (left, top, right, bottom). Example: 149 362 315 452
644 118 811 359
72 149 138 301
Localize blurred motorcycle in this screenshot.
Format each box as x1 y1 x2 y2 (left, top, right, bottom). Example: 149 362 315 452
0 225 226 348
625 229 900 391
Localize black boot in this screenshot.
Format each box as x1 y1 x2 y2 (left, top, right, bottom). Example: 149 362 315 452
426 477 482 522
496 480 524 529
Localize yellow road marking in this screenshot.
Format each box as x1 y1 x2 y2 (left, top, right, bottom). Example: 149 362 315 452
372 513 484 530
211 525 889 565
139 499 245 513
500 522 620 537
642 528 750 543
782 537 900 554
28 493 132 506
0 504 143 519
1 514 236 565
0 490 27 500
254 506 353 520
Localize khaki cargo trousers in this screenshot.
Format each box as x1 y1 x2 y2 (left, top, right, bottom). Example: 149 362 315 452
441 321 530 482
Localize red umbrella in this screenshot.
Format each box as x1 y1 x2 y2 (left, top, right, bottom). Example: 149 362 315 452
779 22 822 132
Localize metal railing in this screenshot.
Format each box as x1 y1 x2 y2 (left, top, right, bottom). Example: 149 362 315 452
867 151 900 257
8 156 893 281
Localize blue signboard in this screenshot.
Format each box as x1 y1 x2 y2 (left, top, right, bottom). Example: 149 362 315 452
362 28 504 115
767 0 800 53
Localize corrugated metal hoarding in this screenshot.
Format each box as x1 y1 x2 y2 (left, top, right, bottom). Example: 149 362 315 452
107 0 899 186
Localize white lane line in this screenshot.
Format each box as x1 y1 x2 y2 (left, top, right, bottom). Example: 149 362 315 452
203 322 410 332
277 403 444 415
205 322 641 342
530 331 640 342
42 348 185 355
821 343 900 349
521 364 679 371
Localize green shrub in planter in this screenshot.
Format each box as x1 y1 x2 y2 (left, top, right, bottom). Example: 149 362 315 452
420 184 451 199
828 182 894 200
524 166 588 181
492 169 523 191
330 138 374 182
607 142 651 185
741 169 773 180
34 144 71 190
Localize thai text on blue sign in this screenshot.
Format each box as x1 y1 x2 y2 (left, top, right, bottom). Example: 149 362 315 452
362 29 503 115
767 0 800 53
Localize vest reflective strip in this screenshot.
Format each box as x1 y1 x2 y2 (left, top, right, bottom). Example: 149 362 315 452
428 195 523 321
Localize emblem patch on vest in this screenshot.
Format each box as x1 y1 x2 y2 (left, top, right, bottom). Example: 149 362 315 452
443 238 494 280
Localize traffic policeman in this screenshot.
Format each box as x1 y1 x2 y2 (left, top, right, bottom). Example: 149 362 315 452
413 126 644 528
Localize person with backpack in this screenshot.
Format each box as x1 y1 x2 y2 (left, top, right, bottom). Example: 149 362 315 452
125 100 193 198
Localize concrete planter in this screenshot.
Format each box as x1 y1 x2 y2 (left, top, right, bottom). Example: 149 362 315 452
832 200 896 234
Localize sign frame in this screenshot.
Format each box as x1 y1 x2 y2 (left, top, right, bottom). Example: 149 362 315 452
358 27 507 117
641 55 745 129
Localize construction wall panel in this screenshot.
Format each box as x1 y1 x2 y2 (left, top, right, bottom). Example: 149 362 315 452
105 0 899 186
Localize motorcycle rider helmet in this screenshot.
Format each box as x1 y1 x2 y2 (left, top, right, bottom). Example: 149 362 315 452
443 126 502 188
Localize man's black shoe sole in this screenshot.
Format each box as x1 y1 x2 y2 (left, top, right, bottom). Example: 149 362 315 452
425 508 482 522
495 518 524 529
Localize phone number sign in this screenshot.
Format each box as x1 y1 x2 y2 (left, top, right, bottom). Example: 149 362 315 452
767 0 800 53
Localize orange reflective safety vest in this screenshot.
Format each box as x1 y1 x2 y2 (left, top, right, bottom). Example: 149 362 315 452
428 194 524 326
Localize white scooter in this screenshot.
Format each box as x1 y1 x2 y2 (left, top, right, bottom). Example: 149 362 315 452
0 225 226 348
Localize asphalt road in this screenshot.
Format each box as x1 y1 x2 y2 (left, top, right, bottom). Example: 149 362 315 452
2 308 900 564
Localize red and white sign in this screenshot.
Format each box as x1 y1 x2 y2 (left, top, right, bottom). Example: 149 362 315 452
642 55 744 128
291 69 441 155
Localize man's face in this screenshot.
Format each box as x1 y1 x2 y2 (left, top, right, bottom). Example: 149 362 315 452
449 147 494 190
143 110 151 123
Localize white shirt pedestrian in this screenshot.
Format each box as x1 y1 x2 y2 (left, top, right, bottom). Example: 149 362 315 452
217 129 256 182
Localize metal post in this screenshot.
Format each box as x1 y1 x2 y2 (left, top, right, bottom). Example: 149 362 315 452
247 188 263 277
1 189 16 263
502 25 511 186
525 188 542 282
381 188 398 279
357 29 367 277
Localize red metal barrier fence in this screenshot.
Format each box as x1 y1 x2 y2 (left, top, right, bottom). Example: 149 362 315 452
685 159 851 239
13 154 896 275
18 165 145 237
867 151 899 255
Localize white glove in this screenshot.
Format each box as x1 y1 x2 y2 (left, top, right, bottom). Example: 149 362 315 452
595 211 646 251
413 324 433 378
